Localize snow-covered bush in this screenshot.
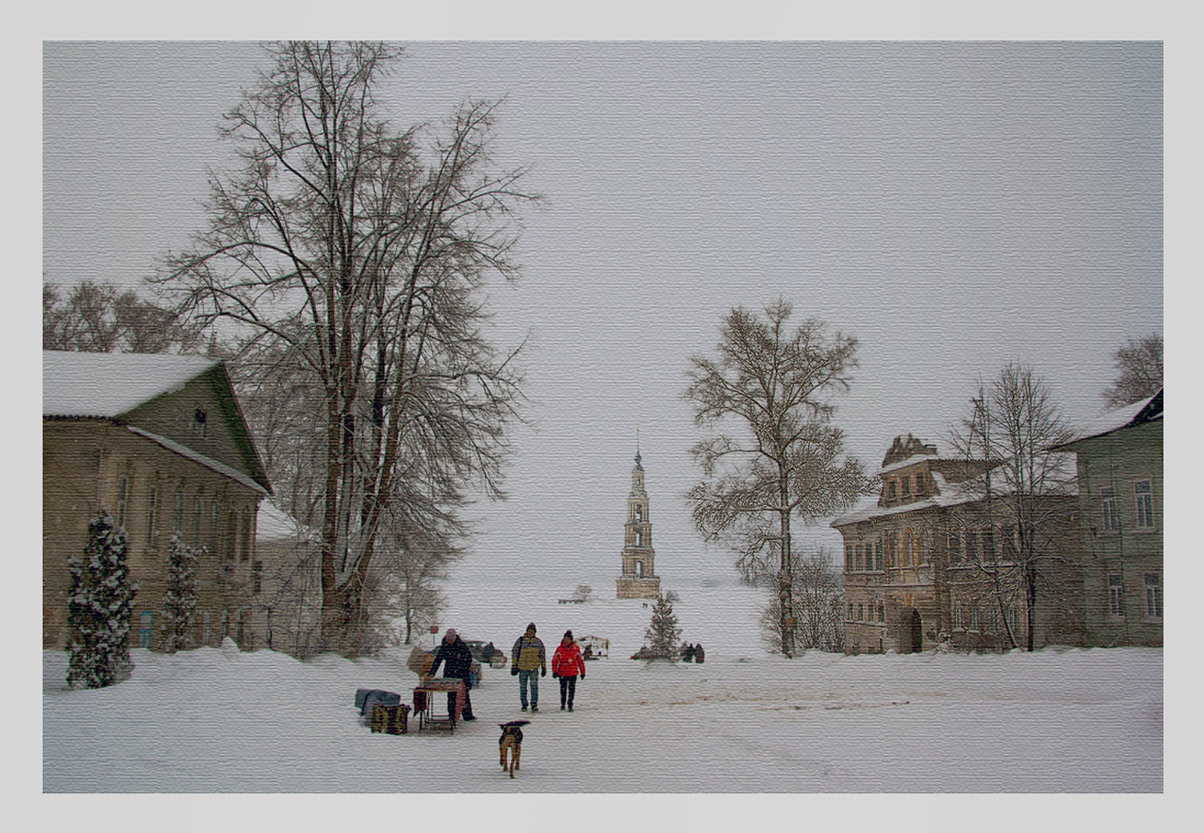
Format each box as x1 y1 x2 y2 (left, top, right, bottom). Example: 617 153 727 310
67 512 138 689
163 533 201 653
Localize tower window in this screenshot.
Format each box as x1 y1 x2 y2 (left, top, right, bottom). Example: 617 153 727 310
193 408 207 437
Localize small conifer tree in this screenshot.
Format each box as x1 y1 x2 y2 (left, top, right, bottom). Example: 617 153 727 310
67 512 138 688
164 533 201 653
643 594 682 660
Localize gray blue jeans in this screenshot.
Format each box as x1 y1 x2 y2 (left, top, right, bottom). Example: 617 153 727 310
518 669 539 707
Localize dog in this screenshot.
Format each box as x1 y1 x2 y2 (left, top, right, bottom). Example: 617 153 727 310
498 720 529 778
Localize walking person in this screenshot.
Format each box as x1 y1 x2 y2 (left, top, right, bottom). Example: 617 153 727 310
510 623 547 712
428 627 476 721
552 630 586 711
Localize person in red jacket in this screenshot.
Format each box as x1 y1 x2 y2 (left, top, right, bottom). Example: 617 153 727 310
551 630 586 711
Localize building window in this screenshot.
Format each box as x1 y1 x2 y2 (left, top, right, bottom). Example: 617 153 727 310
886 534 897 567
955 607 965 629
1134 480 1155 530
174 490 185 534
855 544 863 571
1108 574 1126 618
877 604 885 623
981 527 995 561
1001 525 1017 562
192 496 203 548
116 475 129 531
970 607 981 631
1101 486 1119 532
847 603 854 621
874 541 883 572
888 481 896 501
948 530 962 564
987 607 999 632
1145 573 1162 619
193 408 207 438
210 501 221 557
145 485 159 547
857 603 864 621
846 546 853 572
901 476 911 498
252 561 264 595
965 530 978 562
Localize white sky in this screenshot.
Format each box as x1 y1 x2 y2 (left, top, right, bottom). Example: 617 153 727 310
41 38 1164 592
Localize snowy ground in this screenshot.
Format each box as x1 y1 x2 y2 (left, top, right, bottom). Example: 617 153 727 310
42 582 1162 796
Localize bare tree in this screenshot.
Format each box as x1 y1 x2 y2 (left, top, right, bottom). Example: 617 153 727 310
43 280 201 354
950 362 1081 651
684 299 871 657
1103 334 1163 408
758 548 845 653
153 41 537 654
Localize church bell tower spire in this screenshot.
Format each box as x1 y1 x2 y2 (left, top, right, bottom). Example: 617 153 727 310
616 443 662 600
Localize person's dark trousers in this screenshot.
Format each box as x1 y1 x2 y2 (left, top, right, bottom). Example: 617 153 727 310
447 679 474 720
559 675 577 709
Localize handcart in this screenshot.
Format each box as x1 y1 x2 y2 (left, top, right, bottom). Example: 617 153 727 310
413 678 466 733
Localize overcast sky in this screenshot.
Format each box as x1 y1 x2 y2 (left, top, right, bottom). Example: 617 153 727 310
42 41 1163 593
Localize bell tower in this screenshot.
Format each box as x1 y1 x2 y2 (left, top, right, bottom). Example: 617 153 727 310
616 447 662 599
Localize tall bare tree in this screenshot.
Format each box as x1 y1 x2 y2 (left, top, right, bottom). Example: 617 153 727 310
153 41 536 654
950 362 1080 651
684 299 870 657
1102 334 1163 408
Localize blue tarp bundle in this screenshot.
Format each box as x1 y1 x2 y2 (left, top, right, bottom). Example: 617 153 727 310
356 688 401 717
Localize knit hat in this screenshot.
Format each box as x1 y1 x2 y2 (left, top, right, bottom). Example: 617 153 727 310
445 628 457 640
526 623 537 633
564 630 573 639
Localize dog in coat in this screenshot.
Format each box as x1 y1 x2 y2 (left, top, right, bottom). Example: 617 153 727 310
498 720 529 778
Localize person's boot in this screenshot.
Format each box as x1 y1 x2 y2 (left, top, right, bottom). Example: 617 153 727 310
531 704 539 712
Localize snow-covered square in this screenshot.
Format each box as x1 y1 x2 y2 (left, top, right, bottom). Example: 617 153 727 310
42 582 1162 793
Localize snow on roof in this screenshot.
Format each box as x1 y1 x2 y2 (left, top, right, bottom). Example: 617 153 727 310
879 449 941 476
832 458 1077 527
257 499 318 543
1059 389 1163 447
43 350 219 418
126 425 269 496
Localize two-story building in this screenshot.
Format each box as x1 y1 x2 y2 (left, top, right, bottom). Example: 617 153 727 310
43 350 272 652
1053 389 1163 647
832 434 1083 654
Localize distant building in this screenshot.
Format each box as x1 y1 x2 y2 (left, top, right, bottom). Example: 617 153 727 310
1053 389 1163 647
249 500 322 658
832 434 1083 654
616 450 662 599
43 350 271 652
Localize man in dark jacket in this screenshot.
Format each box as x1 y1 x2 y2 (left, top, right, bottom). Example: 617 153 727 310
428 627 476 721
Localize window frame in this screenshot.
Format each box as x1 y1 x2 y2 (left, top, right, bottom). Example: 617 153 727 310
1100 485 1120 533
145 484 159 549
1107 573 1126 619
116 475 129 532
1144 572 1162 619
1133 479 1156 531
